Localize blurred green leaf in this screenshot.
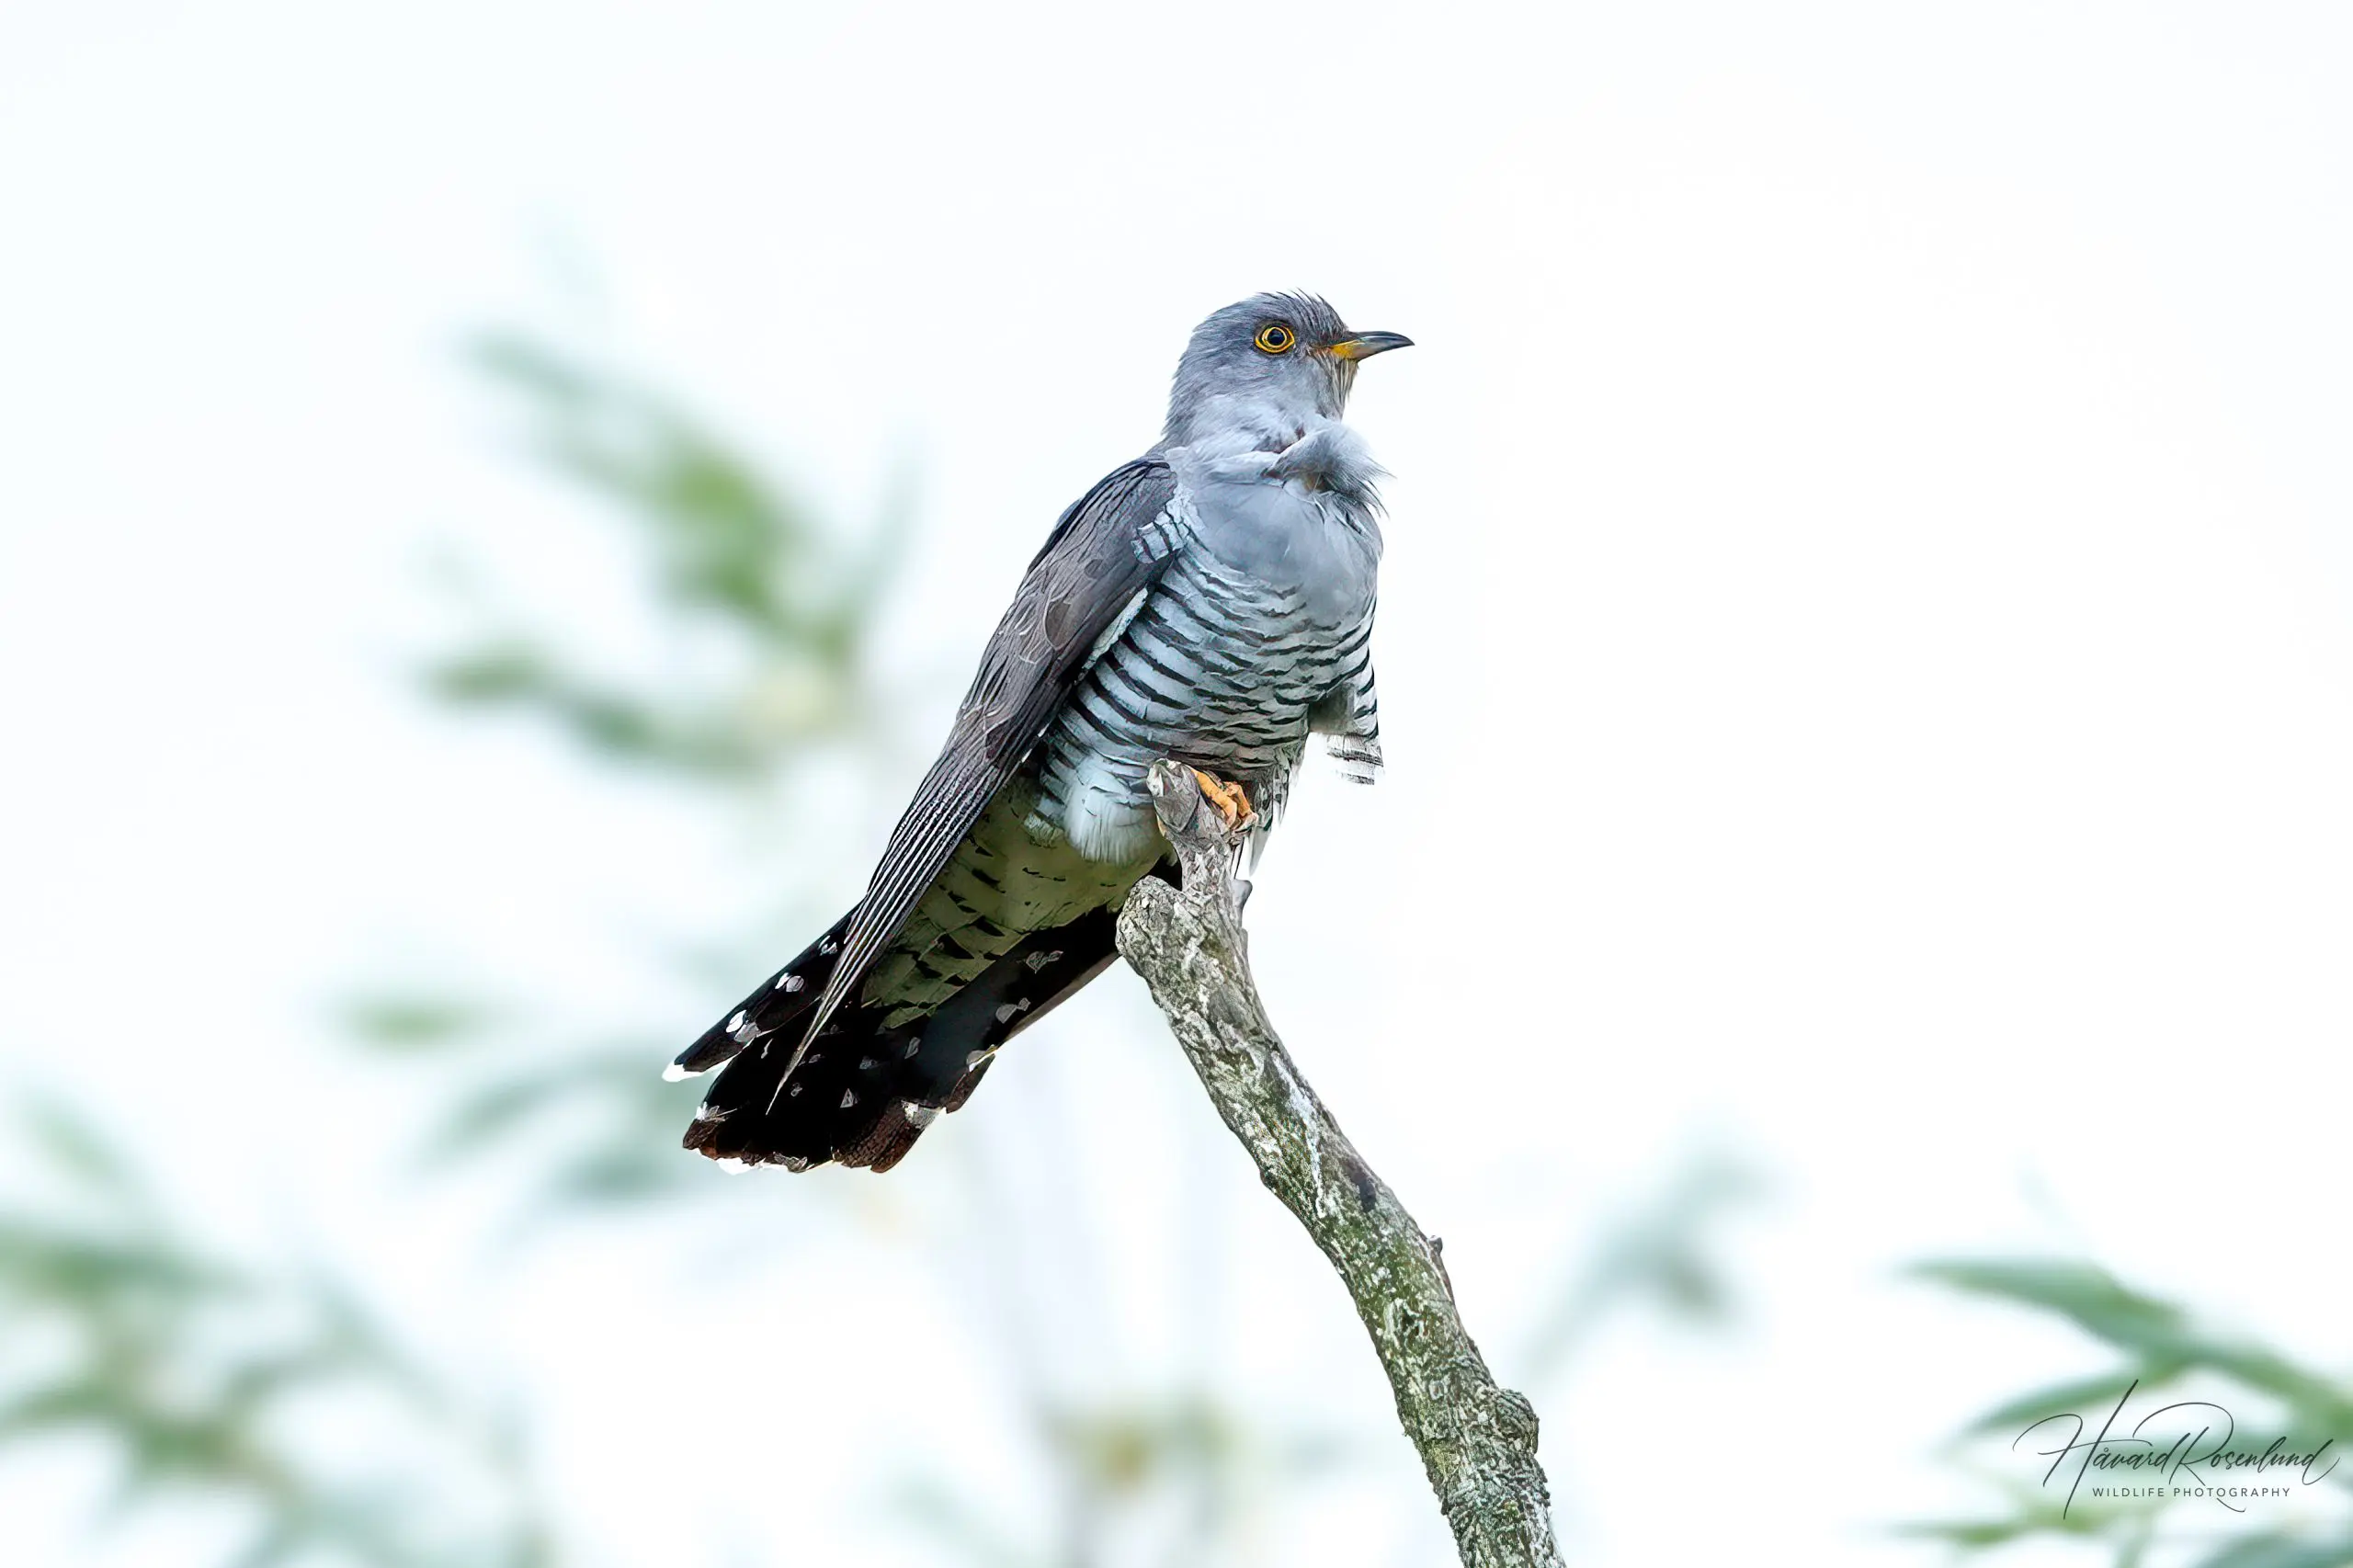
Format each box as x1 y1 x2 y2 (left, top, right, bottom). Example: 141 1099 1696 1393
1915 1256 2353 1566
1904 1515 2072 1548
17 1096 156 1207
345 995 494 1054
1959 1369 2175 1440
0 1099 556 1568
1915 1259 2353 1434
398 1039 710 1218
369 321 916 1221
443 327 904 783
1915 1259 2188 1347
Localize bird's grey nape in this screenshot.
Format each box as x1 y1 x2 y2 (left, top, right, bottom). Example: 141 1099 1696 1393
1160 291 1360 452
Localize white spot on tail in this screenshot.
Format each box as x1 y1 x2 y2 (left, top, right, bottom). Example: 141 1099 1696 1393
902 1101 940 1128
965 1048 995 1070
775 971 805 993
715 1157 752 1175
662 1062 697 1083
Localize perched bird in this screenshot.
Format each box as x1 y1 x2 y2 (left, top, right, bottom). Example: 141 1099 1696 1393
669 293 1411 1172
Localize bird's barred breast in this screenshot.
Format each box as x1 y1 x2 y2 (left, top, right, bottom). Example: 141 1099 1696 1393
1034 514 1375 862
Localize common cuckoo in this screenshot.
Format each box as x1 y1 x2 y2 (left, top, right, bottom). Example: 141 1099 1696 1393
670 293 1410 1171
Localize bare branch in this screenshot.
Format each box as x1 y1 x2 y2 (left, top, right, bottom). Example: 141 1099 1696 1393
1115 760 1565 1568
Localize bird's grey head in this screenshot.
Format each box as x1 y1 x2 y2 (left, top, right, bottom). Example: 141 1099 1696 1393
1161 292 1412 453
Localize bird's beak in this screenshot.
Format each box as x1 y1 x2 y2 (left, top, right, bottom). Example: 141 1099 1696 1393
1324 331 1414 362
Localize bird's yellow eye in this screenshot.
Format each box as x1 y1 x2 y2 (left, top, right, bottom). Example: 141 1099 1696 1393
1254 323 1296 354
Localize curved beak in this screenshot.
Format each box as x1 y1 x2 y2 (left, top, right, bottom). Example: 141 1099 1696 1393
1324 331 1414 362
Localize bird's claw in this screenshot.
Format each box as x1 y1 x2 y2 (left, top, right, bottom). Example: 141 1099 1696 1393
1190 768 1256 833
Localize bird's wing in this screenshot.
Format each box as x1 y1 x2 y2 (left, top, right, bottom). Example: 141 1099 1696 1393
792 458 1181 1065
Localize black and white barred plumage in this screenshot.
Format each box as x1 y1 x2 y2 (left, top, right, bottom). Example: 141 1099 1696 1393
671 293 1409 1172
1034 444 1382 862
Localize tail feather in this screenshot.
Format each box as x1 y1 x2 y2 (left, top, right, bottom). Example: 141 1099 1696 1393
679 891 1152 1172
667 908 855 1081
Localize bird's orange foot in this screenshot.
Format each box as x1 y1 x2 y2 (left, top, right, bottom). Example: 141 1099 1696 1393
1190 768 1256 832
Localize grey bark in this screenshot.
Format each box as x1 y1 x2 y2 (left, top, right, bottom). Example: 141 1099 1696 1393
1114 760 1566 1568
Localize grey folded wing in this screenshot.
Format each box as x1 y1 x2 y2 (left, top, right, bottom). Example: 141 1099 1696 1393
792 457 1182 1062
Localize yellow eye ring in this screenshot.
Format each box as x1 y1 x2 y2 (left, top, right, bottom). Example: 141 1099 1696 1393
1254 323 1296 354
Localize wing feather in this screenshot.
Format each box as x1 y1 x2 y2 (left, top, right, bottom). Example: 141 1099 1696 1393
786 459 1179 1077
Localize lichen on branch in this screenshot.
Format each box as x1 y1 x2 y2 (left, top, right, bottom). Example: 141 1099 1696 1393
1114 760 1565 1568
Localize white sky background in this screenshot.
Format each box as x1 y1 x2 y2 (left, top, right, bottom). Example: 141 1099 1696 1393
4 2 2352 1564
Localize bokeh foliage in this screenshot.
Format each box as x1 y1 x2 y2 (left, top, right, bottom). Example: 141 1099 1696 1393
1913 1259 2353 1568
357 322 912 1213
0 1102 552 1568
433 327 906 782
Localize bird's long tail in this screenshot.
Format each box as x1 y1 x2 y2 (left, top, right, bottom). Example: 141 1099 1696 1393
669 901 1137 1172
